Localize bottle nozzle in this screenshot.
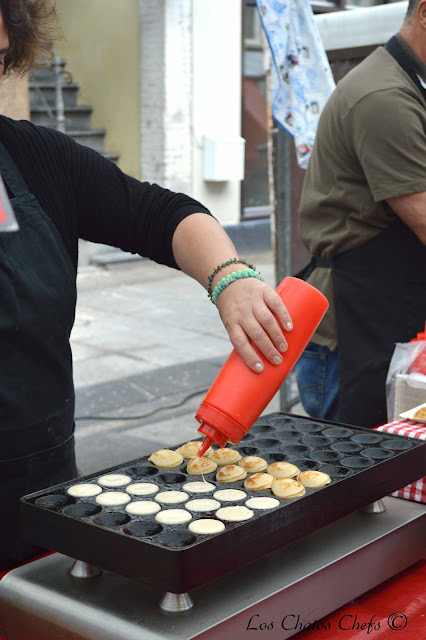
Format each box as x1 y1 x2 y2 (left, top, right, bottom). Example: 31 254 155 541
197 436 214 457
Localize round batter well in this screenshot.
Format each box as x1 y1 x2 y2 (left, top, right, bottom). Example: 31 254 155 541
95 492 131 507
213 489 247 502
216 506 254 522
126 482 159 496
182 481 215 494
67 483 103 498
125 501 161 516
185 499 221 512
155 491 189 505
188 519 225 535
155 509 192 525
97 474 132 488
245 497 280 510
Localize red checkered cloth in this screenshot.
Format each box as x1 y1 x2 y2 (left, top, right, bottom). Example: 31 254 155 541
375 420 426 504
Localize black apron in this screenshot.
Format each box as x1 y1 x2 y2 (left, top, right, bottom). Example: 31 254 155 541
0 141 78 570
298 38 426 428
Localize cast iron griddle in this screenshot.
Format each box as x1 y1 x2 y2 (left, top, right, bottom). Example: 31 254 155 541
20 413 426 592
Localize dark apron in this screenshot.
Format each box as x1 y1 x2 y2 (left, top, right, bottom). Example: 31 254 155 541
332 219 426 427
297 38 426 428
0 141 78 570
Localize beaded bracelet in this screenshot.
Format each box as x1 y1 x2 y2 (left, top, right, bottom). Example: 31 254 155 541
207 258 256 300
211 268 265 306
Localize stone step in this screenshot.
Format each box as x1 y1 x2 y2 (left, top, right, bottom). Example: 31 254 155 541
31 59 68 83
30 104 93 130
67 129 107 153
29 82 80 108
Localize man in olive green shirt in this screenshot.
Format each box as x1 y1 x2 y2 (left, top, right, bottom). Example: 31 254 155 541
294 0 426 426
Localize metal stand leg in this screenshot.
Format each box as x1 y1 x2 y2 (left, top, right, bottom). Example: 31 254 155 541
159 591 194 613
361 499 387 514
69 559 103 579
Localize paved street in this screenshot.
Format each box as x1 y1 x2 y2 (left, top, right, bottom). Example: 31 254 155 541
71 251 303 476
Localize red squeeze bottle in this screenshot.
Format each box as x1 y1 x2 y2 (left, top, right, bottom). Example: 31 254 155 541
196 276 329 456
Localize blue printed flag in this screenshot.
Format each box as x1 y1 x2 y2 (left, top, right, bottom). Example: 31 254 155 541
256 0 335 169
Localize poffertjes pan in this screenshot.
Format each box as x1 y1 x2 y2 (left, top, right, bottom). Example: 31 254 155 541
21 411 425 594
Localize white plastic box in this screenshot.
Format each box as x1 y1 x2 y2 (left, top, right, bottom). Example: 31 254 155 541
203 135 245 182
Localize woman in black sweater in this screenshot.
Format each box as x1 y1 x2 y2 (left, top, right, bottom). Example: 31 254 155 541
0 1 293 569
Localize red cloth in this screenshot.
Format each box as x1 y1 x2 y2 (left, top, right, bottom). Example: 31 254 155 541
292 559 426 640
375 419 426 503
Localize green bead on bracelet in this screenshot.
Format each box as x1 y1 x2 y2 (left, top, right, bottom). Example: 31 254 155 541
211 268 265 306
207 258 256 300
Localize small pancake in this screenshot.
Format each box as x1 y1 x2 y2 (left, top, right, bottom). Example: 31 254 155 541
271 479 306 499
67 483 102 498
244 472 274 491
266 462 300 479
182 481 215 494
297 470 331 488
216 506 254 522
188 519 225 535
176 441 212 458
126 482 159 496
97 474 132 488
413 406 426 420
185 499 221 512
155 491 189 505
216 464 247 483
186 456 217 475
125 501 161 516
213 489 247 502
148 449 183 468
95 491 131 506
238 456 268 473
245 497 280 510
209 448 241 466
155 509 192 525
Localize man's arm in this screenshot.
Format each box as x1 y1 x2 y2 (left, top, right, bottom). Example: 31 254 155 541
387 191 426 245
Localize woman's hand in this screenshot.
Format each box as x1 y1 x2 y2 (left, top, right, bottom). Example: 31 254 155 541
217 277 292 372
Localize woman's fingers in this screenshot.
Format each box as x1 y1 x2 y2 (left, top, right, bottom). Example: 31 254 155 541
262 287 293 332
252 302 289 356
224 321 267 372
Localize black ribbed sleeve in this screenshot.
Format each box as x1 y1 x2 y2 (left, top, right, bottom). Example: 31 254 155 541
0 116 212 271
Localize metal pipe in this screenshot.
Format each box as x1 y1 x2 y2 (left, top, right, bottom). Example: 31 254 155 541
53 55 66 133
274 124 294 411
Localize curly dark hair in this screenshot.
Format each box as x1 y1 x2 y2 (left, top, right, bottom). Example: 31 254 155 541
0 0 60 76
